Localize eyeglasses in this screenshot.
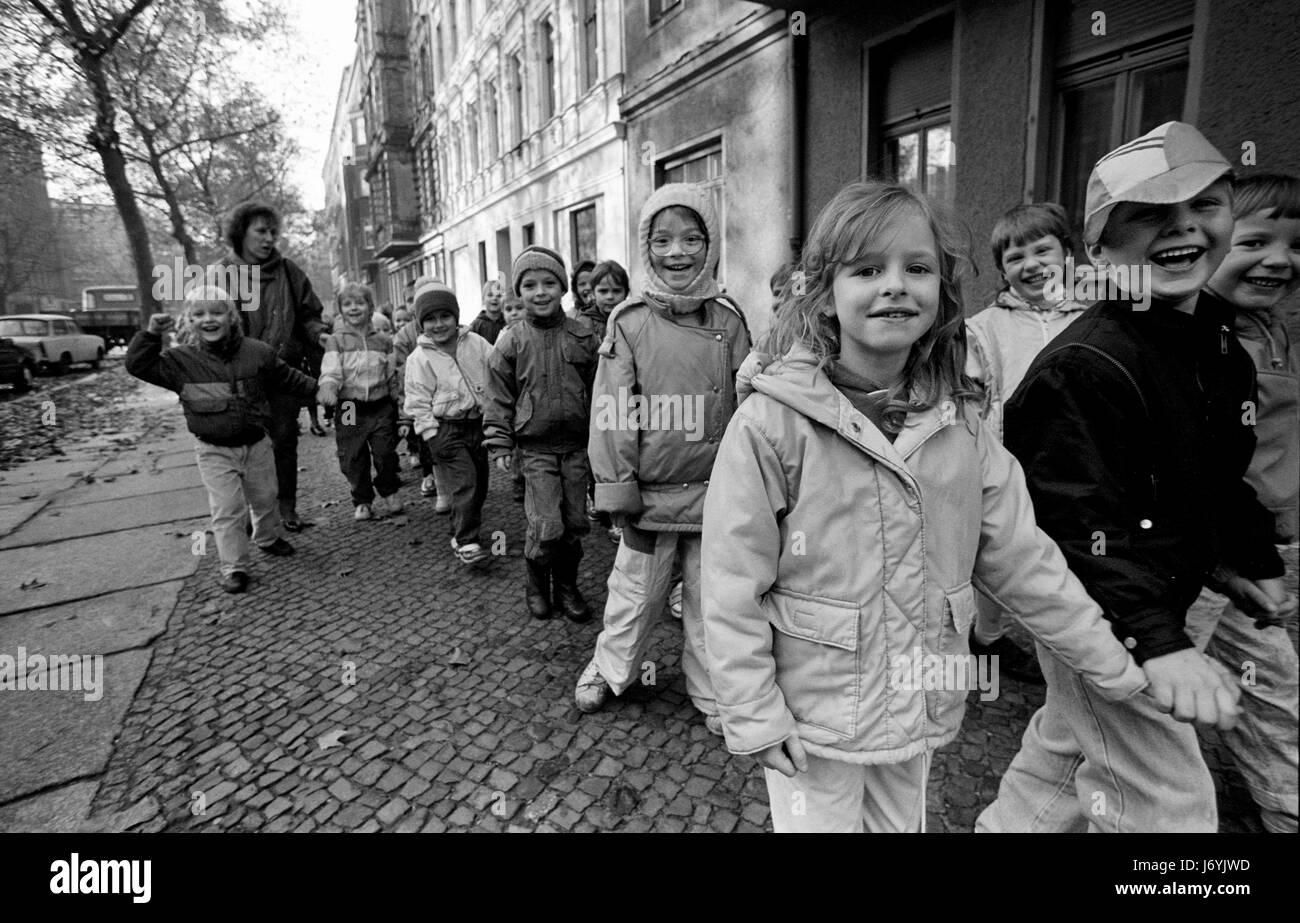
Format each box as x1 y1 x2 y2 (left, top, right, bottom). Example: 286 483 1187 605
649 234 706 256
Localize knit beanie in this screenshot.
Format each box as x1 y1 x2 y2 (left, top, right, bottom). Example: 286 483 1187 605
638 183 721 315
413 281 460 324
512 245 568 295
1084 121 1232 247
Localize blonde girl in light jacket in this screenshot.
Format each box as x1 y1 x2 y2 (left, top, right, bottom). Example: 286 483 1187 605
701 181 1153 833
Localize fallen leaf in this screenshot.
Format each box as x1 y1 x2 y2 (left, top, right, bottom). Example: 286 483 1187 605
317 728 351 751
407 537 422 546
447 646 470 666
337 569 352 577
19 578 46 591
18 492 37 500
319 500 337 508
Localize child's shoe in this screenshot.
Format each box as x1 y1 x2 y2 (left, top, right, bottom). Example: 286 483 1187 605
420 475 437 497
258 538 296 556
450 537 488 565
524 559 553 619
354 503 372 521
705 715 724 737
377 494 404 517
552 545 591 623
668 581 683 619
574 659 610 713
434 495 452 515
221 571 249 594
607 525 623 545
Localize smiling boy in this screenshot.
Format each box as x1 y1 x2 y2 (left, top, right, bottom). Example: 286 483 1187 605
978 122 1287 832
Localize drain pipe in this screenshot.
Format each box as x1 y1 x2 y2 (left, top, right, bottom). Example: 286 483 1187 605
788 15 808 260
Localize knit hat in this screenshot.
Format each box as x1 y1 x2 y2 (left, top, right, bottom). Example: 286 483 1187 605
413 281 460 324
1084 121 1232 246
512 245 568 295
638 183 721 315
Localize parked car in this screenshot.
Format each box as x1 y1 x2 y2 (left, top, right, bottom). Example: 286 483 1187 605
0 335 34 392
0 315 106 374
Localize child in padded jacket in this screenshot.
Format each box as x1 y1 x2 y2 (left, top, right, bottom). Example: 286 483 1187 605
403 281 494 565
701 181 1148 833
573 182 752 733
126 286 316 594
484 246 600 623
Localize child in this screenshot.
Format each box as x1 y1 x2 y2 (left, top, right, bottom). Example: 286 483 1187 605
979 122 1280 832
574 183 752 733
392 306 412 327
502 296 527 327
700 180 1153 832
317 282 403 521
394 277 451 512
126 286 315 594
1198 172 1300 833
470 279 507 344
581 260 629 340
569 260 596 318
403 281 494 565
484 246 600 621
500 295 528 501
963 203 1092 685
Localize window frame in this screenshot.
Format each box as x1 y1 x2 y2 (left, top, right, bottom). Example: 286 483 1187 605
653 135 725 285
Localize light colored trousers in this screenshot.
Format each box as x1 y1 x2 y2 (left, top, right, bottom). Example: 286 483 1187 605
591 524 715 716
765 752 930 833
976 643 1217 832
194 436 283 577
1189 600 1299 833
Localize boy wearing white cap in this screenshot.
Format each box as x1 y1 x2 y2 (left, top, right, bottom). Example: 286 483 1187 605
978 122 1291 832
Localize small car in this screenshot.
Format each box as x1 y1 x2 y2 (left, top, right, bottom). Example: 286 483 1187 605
0 334 34 392
0 314 106 374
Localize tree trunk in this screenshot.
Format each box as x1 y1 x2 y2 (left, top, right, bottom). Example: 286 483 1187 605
135 121 198 265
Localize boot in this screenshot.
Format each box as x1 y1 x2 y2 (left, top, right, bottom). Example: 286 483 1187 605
551 543 592 623
524 558 553 620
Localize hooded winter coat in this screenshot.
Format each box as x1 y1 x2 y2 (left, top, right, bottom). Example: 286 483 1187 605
222 248 328 366
402 328 492 439
702 346 1148 765
126 325 316 446
317 322 398 405
588 183 751 531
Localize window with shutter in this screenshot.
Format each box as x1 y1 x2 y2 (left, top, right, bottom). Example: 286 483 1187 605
874 16 955 201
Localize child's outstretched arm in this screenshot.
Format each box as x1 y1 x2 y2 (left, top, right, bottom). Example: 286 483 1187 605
702 409 805 774
483 332 519 469
588 318 643 517
124 317 179 390
316 333 343 408
264 352 317 401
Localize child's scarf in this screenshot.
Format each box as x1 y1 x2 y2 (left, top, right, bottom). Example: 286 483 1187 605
637 183 722 316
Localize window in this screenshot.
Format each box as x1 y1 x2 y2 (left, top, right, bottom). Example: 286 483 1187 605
1049 0 1193 232
508 54 525 146
874 16 954 200
522 222 535 246
435 24 445 81
539 20 556 121
448 1 459 61
570 203 598 266
417 43 431 99
467 104 480 174
496 227 511 281
648 0 681 26
655 140 724 278
479 241 489 283
484 80 500 159
580 0 599 93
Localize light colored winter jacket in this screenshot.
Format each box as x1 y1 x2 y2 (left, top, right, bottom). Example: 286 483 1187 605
317 323 397 405
702 345 1148 765
965 290 1089 438
402 328 492 439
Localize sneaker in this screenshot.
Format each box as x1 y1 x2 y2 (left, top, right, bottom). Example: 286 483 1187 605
450 537 488 565
434 495 452 515
668 581 683 620
420 475 437 497
704 715 724 737
354 503 372 521
607 525 623 545
258 538 296 556
574 659 610 713
969 631 1045 685
221 571 249 594
382 494 404 516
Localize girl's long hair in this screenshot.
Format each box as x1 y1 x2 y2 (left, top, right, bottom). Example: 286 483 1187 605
768 180 982 431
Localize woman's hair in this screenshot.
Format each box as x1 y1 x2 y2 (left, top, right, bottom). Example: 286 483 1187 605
1231 172 1300 220
768 180 982 431
336 281 375 313
588 259 629 293
571 260 597 293
989 202 1076 276
225 202 279 255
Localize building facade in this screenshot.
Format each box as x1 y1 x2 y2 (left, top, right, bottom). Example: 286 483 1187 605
0 118 70 313
620 0 793 337
323 53 378 299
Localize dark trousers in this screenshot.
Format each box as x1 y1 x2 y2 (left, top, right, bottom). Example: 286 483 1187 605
520 447 591 561
265 390 300 510
335 398 401 505
427 418 488 544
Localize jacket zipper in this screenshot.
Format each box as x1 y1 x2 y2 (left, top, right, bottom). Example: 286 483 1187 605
1220 324 1229 356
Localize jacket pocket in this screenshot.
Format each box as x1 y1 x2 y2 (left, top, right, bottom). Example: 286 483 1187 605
513 390 534 433
186 398 231 414
941 583 977 653
766 589 860 739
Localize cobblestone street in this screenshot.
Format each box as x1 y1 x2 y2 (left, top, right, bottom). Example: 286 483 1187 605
2 369 1294 832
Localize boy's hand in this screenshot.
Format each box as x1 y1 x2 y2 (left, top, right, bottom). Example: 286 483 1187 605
494 454 512 473
1141 649 1241 732
318 333 331 350
755 732 808 778
1218 571 1281 619
147 313 174 335
1247 577 1297 628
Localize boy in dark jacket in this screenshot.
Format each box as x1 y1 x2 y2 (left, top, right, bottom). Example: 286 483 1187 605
979 122 1288 832
485 247 600 620
469 279 507 345
127 286 317 594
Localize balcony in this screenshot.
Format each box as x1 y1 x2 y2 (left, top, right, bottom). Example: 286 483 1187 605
373 217 422 260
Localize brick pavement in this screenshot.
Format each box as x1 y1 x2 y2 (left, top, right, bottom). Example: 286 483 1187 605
88 405 1291 833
